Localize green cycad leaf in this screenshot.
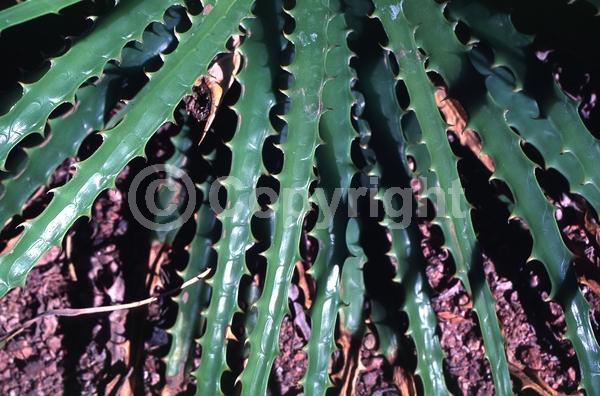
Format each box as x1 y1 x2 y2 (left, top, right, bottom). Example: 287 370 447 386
405 0 600 392
194 2 280 394
163 120 220 389
0 0 179 169
356 38 447 393
0 83 105 229
443 0 532 90
0 15 178 229
376 1 512 394
239 0 332 393
388 221 447 396
165 181 216 388
447 0 600 213
0 0 253 296
303 4 356 394
147 130 192 247
0 0 84 33
468 69 600 394
339 218 366 336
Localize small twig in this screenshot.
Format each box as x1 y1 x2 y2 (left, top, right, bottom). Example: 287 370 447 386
0 268 211 348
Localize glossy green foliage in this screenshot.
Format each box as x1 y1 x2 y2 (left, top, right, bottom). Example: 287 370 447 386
469 61 600 394
157 116 214 384
448 0 600 213
148 122 194 246
239 0 332 393
2 0 600 394
356 36 447 393
0 0 181 169
194 2 279 393
165 180 216 383
338 218 367 336
376 1 512 393
0 14 179 229
0 0 83 33
302 1 356 392
406 0 600 391
0 0 253 295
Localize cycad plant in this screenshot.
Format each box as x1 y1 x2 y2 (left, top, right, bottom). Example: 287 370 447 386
1 0 600 394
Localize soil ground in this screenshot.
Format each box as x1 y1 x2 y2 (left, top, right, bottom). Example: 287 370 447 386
1 0 600 394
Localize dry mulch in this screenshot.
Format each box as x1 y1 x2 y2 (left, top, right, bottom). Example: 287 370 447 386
0 247 68 396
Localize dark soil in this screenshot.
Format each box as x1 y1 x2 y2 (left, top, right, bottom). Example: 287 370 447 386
271 314 307 395
0 247 68 395
0 121 185 394
2 73 598 396
485 258 581 394
419 220 495 395
1 1 600 395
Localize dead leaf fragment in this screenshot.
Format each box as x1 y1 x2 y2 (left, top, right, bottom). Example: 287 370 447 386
509 362 565 396
186 37 242 144
435 87 496 172
295 261 313 308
